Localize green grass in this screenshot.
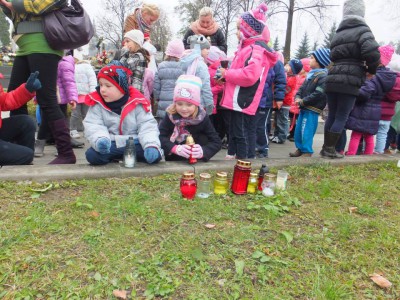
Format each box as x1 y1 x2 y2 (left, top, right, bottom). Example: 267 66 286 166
0 162 399 299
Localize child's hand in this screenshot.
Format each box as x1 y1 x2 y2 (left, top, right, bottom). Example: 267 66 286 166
96 137 111 154
26 71 42 92
69 101 77 110
144 147 161 164
191 144 203 159
172 145 191 159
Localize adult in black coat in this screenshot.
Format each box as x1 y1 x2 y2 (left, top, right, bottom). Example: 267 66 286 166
321 0 381 159
183 7 227 54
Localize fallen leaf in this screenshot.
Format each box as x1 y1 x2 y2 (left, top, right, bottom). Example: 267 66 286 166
113 289 127 299
217 279 226 287
349 206 358 214
369 273 392 289
205 224 216 229
89 211 100 218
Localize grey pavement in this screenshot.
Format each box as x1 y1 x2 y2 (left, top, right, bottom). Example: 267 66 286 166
1 124 399 182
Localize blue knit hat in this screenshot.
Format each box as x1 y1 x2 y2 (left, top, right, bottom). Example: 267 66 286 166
311 48 331 68
288 59 303 75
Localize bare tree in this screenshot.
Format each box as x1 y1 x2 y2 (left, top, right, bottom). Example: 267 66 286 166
266 0 338 61
96 0 137 50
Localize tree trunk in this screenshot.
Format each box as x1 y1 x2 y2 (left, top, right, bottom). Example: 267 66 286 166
283 0 295 63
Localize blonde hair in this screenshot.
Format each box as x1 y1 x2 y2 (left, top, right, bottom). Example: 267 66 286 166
166 103 199 119
199 7 213 18
142 3 160 18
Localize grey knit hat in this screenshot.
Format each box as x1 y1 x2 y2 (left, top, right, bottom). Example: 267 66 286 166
343 0 365 19
188 34 211 50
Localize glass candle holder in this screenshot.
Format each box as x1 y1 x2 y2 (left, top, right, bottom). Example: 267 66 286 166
247 172 258 194
261 173 276 197
276 170 289 190
214 172 229 195
180 171 197 200
197 173 211 198
231 160 251 195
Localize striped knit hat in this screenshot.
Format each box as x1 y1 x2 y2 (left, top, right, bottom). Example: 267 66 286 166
173 75 202 106
97 64 133 94
239 3 269 40
311 48 331 68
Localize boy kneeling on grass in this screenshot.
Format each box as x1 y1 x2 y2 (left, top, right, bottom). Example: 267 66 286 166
84 63 162 165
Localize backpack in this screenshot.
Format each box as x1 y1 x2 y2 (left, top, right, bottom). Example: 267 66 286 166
43 0 94 50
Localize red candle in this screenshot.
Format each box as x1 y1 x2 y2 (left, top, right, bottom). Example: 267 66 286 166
180 171 197 200
231 160 252 195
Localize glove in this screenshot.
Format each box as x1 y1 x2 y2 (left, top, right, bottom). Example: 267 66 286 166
25 71 42 92
172 144 191 159
191 144 204 159
96 137 111 154
144 147 161 164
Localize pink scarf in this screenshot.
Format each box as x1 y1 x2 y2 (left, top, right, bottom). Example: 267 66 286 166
190 20 219 36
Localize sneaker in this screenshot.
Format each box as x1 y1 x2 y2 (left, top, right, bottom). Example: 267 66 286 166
34 139 46 157
70 130 81 139
271 136 284 144
384 149 393 155
225 154 236 160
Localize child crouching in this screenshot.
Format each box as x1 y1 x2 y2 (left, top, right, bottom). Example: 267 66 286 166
84 64 162 165
159 75 221 161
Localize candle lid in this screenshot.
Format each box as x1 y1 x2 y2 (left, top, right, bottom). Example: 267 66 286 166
236 160 251 168
199 173 211 181
250 172 258 178
182 171 195 180
264 173 276 179
216 172 227 178
186 135 195 146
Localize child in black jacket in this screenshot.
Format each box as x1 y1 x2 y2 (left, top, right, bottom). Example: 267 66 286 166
159 75 221 161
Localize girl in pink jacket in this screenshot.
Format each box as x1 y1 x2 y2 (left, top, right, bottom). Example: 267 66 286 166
217 3 277 159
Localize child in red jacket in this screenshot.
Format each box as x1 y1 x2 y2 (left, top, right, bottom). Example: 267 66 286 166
0 72 41 165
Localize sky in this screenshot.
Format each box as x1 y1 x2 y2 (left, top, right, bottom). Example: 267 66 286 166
83 0 400 54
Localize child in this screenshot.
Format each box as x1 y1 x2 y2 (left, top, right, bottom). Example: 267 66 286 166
159 75 221 161
218 3 277 159
70 50 97 139
0 72 41 165
153 39 185 120
289 48 331 157
271 58 302 144
345 46 397 156
180 34 214 115
84 64 162 165
120 29 149 94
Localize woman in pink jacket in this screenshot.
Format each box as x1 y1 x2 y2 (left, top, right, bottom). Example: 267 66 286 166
217 3 277 159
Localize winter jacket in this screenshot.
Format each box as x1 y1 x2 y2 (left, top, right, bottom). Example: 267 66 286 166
282 74 298 107
381 72 400 121
296 69 328 114
143 68 154 101
183 28 227 53
259 60 286 109
180 49 214 115
159 113 222 162
325 18 381 96
153 60 184 118
208 60 225 114
57 55 78 105
84 87 161 153
75 61 97 102
346 66 397 134
0 81 35 128
220 39 277 115
120 48 147 94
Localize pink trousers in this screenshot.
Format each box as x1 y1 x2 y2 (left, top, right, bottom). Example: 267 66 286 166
346 131 374 155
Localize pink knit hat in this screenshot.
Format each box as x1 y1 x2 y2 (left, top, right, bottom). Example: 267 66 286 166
165 39 185 59
379 45 395 66
206 46 227 65
173 75 202 106
239 3 270 42
300 58 311 72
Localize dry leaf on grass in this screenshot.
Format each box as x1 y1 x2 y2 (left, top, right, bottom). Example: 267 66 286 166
348 206 358 214
369 273 392 289
89 211 100 218
113 289 127 299
205 224 216 229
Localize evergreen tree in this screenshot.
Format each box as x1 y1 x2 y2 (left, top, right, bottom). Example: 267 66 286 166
395 41 400 55
0 13 11 47
323 22 337 49
295 32 310 59
312 41 318 51
273 37 280 51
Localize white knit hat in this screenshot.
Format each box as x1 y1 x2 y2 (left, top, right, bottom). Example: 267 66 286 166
343 0 365 19
124 29 144 47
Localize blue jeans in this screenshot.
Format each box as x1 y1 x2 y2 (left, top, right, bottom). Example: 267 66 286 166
294 110 319 154
374 120 391 153
86 141 146 165
255 107 272 156
273 106 290 142
325 92 356 133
